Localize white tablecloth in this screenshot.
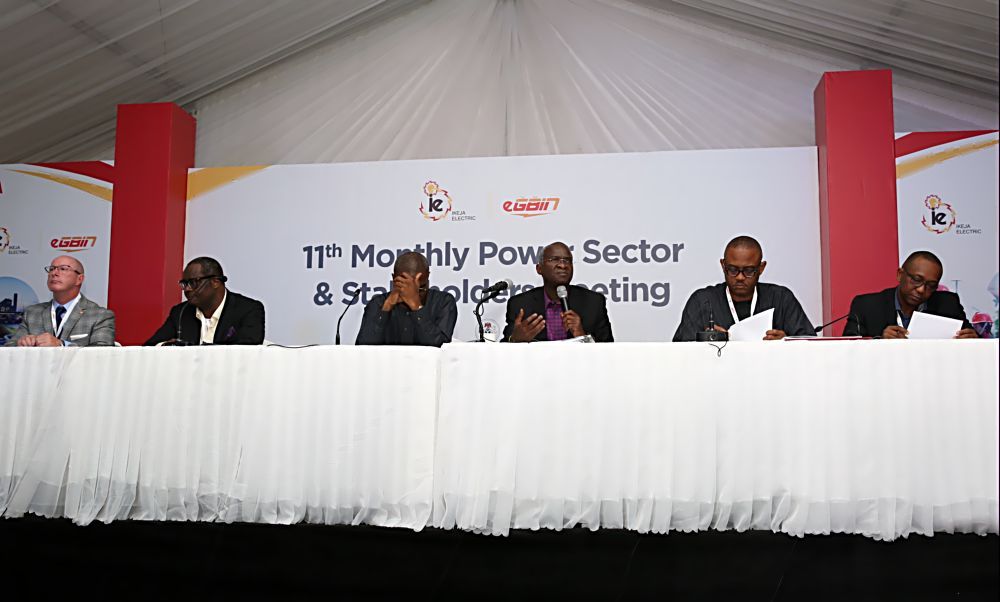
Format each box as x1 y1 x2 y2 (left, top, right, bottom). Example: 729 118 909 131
432 340 999 539
1 346 438 528
3 341 997 540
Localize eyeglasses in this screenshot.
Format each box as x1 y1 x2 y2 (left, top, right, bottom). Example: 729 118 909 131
543 257 573 266
44 265 81 275
724 264 760 278
178 275 221 290
902 269 938 291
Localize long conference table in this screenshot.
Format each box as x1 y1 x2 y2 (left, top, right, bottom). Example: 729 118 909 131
2 341 997 541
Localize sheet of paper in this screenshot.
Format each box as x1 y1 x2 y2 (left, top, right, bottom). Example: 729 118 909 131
727 308 774 341
906 311 962 339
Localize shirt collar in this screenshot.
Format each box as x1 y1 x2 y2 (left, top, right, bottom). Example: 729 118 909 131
53 294 81 312
196 291 227 323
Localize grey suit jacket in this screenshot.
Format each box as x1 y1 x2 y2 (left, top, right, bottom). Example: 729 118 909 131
4 295 116 347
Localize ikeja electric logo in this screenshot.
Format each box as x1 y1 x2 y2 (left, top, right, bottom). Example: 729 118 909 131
50 236 97 252
921 194 956 234
502 196 560 218
0 227 9 252
420 181 452 222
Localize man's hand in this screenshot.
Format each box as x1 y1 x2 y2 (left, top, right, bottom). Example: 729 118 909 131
882 325 908 339
17 334 38 347
395 272 423 311
511 308 545 342
955 328 979 339
713 325 728 333
33 333 63 347
562 310 586 338
763 329 786 341
381 288 401 312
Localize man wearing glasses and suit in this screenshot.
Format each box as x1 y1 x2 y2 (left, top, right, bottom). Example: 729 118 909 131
5 255 115 347
842 250 977 339
145 257 265 346
673 236 813 341
502 241 614 342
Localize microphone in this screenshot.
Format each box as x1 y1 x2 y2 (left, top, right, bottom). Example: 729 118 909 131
556 285 570 312
482 279 513 299
335 289 363 345
814 313 851 335
814 313 863 336
815 313 861 336
474 279 513 342
172 301 192 346
696 301 727 342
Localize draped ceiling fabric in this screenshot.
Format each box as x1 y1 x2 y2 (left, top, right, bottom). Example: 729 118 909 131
0 0 996 165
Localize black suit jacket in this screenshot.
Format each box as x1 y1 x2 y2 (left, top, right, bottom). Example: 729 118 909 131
842 287 971 337
502 285 613 342
144 291 265 346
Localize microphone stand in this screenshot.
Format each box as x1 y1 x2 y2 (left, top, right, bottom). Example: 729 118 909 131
335 290 362 345
474 290 501 342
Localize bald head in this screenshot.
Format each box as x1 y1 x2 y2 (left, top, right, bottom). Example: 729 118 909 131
902 250 943 272
53 255 84 274
724 236 762 259
46 255 85 303
541 242 571 261
394 252 429 276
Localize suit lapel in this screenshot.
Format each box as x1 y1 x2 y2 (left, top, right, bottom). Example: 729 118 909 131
37 303 56 336
883 287 898 327
213 295 235 343
58 296 88 337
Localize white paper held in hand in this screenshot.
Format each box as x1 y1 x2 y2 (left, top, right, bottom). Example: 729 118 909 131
906 311 963 339
727 308 774 341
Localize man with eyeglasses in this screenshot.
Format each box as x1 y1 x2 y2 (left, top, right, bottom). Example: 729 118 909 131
842 250 977 339
4 256 115 347
144 257 265 345
355 251 457 346
673 236 813 341
502 241 613 342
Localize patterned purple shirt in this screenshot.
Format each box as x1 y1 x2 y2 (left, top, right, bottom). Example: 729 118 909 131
545 293 568 341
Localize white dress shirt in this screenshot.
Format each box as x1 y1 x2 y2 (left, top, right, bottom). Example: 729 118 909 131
195 291 227 345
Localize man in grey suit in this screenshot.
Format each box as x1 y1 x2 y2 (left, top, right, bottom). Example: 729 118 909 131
5 255 115 347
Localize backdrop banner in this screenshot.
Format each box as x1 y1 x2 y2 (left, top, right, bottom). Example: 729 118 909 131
896 132 1000 338
0 164 112 344
185 148 822 345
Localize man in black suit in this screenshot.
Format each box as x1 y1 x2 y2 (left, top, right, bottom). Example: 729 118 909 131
145 257 265 345
842 250 977 339
502 241 613 342
673 235 814 341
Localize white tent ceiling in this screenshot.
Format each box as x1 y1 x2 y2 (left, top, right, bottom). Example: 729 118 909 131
0 0 996 165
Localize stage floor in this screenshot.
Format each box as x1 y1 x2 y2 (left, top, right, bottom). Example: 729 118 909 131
3 517 997 600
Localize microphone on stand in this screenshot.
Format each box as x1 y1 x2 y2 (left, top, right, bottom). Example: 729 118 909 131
475 279 513 342
483 279 513 298
696 301 727 342
814 313 861 336
335 289 363 345
172 301 192 346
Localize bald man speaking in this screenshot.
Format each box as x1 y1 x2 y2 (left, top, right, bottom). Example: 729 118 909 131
5 255 116 347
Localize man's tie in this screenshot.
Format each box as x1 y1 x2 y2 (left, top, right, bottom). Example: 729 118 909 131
55 305 66 331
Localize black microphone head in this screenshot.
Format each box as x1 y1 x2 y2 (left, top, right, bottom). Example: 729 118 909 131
500 278 513 291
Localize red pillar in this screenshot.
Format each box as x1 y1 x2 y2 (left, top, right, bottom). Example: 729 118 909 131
814 70 899 335
107 103 196 345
